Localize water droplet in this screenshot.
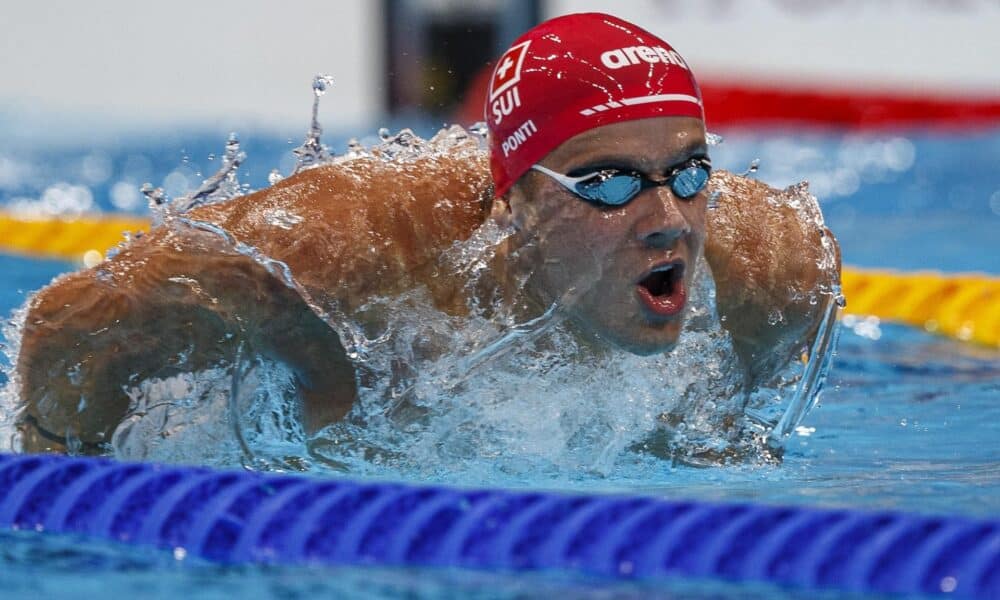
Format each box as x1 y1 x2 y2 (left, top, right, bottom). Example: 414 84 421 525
939 576 957 593
468 121 488 139
293 75 333 173
140 182 168 223
82 250 103 268
312 74 334 97
990 190 1000 216
706 131 724 146
268 169 284 185
174 134 247 211
742 158 761 177
707 190 721 210
65 430 82 456
378 127 391 140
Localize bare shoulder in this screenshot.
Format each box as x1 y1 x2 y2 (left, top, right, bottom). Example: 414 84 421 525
188 147 494 313
704 171 841 383
707 171 831 255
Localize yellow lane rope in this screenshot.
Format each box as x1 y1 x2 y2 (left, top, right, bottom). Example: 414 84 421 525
0 212 997 347
0 212 149 268
840 269 998 348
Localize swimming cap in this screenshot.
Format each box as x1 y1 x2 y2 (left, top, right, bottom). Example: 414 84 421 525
486 13 704 198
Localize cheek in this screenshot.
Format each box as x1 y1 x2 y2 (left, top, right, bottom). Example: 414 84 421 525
543 212 624 269
683 201 708 246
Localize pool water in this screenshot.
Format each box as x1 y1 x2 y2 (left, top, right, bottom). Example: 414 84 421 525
0 126 997 598
0 528 859 600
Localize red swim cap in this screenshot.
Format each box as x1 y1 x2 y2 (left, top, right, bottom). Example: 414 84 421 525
486 13 703 198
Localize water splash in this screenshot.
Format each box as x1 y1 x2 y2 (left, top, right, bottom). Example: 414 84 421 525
139 134 248 226
741 158 761 177
140 183 167 226
374 127 425 160
0 76 834 480
175 133 246 211
707 190 721 210
291 74 334 174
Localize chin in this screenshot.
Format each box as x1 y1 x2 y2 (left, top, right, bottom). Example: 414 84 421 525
594 321 683 356
617 335 680 356
567 303 685 356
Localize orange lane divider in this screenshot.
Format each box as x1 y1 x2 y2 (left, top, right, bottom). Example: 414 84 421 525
0 212 997 347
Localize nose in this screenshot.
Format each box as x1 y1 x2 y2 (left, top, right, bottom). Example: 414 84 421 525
634 187 691 248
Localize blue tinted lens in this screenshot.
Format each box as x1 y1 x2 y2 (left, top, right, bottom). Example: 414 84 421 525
671 166 709 199
577 175 641 206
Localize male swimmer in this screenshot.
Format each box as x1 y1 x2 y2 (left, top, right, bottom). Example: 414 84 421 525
14 13 839 455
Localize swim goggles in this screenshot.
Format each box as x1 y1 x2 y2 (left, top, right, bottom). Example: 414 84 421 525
530 157 711 207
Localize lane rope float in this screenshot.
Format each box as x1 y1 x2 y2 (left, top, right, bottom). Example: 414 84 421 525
839 268 999 348
0 453 996 598
0 211 997 347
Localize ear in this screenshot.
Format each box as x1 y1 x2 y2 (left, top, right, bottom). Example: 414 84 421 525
491 183 530 231
490 194 513 227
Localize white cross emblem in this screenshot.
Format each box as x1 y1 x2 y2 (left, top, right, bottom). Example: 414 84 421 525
497 56 515 80
490 41 531 101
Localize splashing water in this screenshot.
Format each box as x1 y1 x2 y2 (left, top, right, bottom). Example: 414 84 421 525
139 133 248 226
742 157 761 177
291 74 334 173
175 132 246 211
0 75 839 484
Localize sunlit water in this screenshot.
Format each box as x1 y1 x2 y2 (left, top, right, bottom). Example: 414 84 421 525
0 92 997 596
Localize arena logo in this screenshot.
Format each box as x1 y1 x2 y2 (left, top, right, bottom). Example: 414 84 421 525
600 45 688 70
490 40 531 126
501 119 538 156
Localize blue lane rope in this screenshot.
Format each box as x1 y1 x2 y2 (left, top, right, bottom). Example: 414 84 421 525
0 453 997 597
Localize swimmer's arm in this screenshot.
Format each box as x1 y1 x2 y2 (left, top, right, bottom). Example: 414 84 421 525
704 171 842 386
16 227 356 453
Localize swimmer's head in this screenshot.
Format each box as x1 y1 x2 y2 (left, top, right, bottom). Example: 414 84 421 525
485 12 704 198
488 14 709 355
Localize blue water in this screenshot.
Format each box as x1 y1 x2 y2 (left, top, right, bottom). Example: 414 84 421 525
0 126 997 598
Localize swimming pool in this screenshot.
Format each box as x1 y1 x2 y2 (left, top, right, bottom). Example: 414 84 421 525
0 126 997 598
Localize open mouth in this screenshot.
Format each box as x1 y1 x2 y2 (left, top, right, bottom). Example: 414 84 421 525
639 262 684 297
636 261 687 316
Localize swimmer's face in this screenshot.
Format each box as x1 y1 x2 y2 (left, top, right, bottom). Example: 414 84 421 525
500 116 708 355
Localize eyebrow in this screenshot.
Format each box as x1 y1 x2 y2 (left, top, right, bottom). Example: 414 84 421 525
566 142 709 176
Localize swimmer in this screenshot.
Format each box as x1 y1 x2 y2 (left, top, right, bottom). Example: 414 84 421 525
14 13 839 455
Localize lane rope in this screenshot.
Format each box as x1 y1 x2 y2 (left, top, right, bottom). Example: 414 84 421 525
0 212 996 347
0 453 996 598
